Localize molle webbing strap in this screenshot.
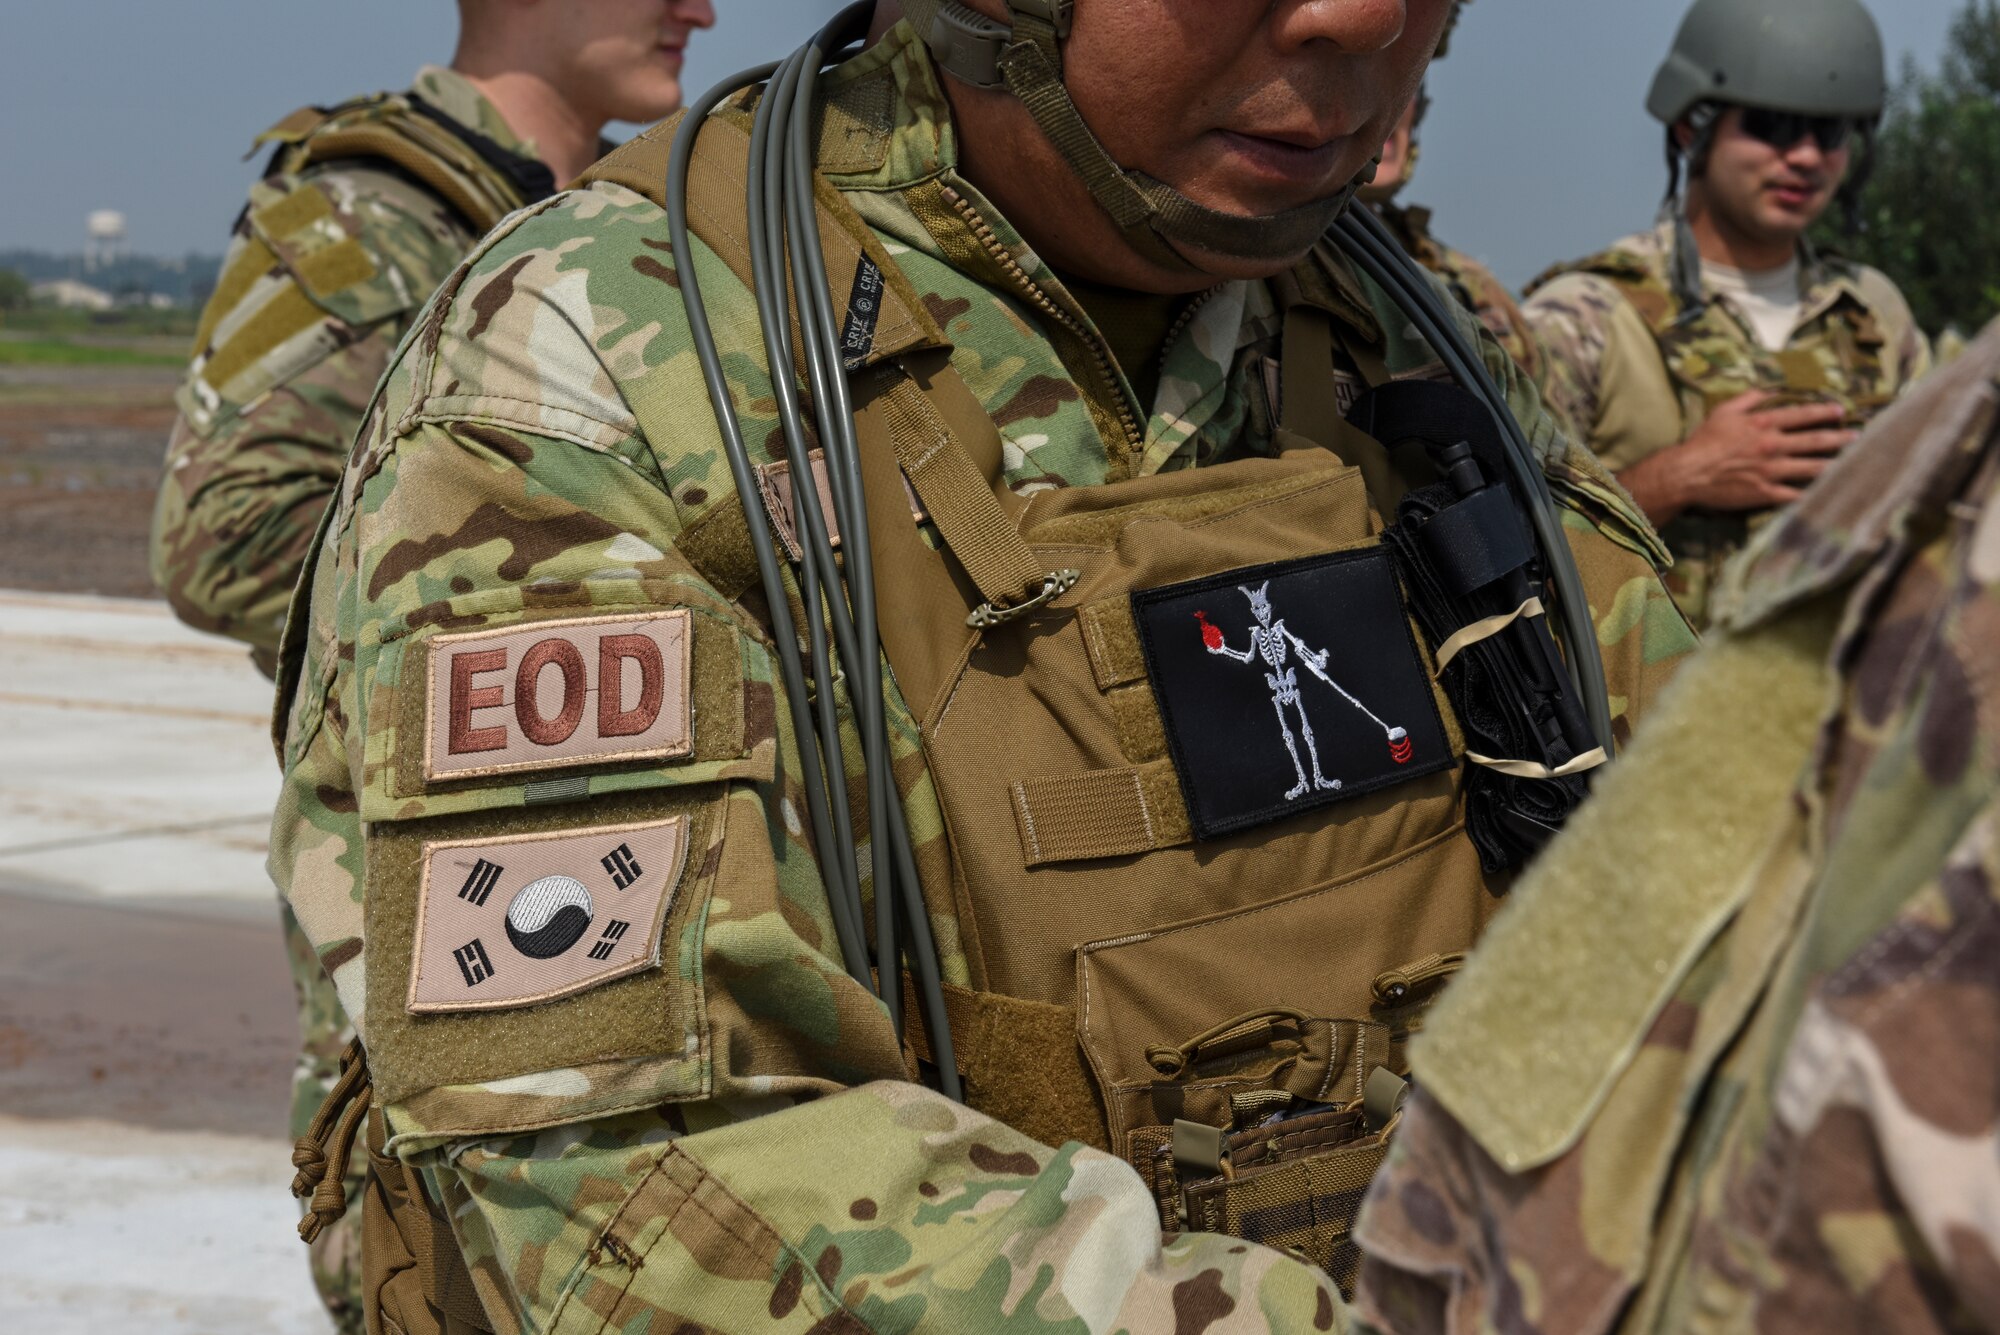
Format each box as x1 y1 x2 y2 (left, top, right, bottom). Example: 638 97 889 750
1011 760 1191 866
1281 306 1403 508
877 350 1052 612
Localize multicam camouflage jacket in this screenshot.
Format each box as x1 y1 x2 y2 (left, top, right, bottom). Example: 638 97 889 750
1523 222 1932 627
1352 319 2000 1334
1373 201 1550 397
153 66 553 671
271 22 1694 1333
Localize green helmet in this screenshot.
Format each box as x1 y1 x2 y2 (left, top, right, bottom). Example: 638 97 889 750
1647 0 1887 126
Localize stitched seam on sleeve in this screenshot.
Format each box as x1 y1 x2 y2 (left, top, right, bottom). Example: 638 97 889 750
409 400 636 454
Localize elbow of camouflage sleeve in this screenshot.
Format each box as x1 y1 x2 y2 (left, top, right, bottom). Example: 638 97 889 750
435 1080 1352 1333
151 427 325 660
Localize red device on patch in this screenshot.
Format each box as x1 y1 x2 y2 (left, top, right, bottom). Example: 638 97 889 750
1194 610 1223 651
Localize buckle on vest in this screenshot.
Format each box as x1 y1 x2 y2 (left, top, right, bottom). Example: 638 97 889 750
966 568 1079 629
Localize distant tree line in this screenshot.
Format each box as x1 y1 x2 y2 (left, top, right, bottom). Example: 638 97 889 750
0 249 221 308
1824 0 2000 337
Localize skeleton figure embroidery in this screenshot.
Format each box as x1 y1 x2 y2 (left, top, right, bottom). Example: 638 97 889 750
1196 583 1414 801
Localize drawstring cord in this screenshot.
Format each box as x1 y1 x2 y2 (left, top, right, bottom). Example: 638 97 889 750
291 1035 373 1244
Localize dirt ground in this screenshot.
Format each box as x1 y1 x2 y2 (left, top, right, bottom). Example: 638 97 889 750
0 364 179 597
0 892 294 1137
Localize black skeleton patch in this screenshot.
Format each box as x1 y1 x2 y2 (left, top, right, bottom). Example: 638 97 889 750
1133 548 1453 840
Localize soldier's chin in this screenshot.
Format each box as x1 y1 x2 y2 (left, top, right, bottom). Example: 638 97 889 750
1162 233 1319 283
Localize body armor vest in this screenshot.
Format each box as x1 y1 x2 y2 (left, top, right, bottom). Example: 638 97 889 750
1566 246 1895 626
621 118 1594 1289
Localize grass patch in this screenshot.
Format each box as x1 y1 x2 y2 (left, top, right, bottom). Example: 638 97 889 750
0 338 182 367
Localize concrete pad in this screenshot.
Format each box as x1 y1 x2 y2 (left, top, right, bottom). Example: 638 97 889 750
0 590 280 907
0 1115 332 1335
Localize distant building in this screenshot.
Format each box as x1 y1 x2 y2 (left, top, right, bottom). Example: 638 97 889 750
32 279 114 311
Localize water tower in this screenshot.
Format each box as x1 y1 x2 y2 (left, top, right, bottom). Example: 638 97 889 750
85 210 127 272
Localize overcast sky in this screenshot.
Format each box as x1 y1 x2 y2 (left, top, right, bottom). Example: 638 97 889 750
0 0 1964 288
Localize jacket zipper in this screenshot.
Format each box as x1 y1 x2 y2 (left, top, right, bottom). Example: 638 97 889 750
939 184 1147 461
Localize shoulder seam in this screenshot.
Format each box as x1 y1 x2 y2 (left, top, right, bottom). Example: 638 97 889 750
389 194 572 440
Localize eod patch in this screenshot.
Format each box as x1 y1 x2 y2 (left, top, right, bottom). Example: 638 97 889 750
1132 547 1452 841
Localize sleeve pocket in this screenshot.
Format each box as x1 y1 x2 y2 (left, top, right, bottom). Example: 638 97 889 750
354 580 777 1147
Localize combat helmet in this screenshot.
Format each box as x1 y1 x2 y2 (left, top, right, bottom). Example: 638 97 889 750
1648 0 1886 126
896 0 1464 272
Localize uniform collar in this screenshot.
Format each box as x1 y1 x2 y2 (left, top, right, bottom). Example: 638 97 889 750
1636 219 1862 330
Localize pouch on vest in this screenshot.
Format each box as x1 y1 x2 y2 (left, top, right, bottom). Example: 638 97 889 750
361 1109 495 1335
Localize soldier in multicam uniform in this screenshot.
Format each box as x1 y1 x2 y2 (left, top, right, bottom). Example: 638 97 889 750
1351 317 2000 1335
270 1 1697 1330
1524 0 1930 630
152 2 714 1327
1359 3 1550 394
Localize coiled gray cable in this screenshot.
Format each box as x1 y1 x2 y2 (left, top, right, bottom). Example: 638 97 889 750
669 1 960 1097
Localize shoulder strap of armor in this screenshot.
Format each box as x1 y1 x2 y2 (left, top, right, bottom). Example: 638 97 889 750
1530 244 1684 339
252 94 532 235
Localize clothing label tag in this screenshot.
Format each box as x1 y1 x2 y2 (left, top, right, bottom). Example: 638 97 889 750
407 816 689 1013
841 255 886 370
1132 547 1452 841
423 611 692 783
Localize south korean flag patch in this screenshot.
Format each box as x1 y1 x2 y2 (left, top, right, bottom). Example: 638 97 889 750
406 817 689 1013
1133 547 1453 841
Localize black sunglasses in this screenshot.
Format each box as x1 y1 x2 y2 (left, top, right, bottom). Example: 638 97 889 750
1738 107 1857 153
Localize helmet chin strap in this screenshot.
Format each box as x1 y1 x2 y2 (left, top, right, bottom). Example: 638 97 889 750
902 0 1369 274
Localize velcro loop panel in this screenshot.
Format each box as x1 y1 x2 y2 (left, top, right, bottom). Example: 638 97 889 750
1415 486 1535 595
363 787 723 1111
1011 760 1191 867
1106 683 1168 764
199 285 329 399
292 238 379 302
251 183 337 240
900 977 1108 1152
191 236 280 358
